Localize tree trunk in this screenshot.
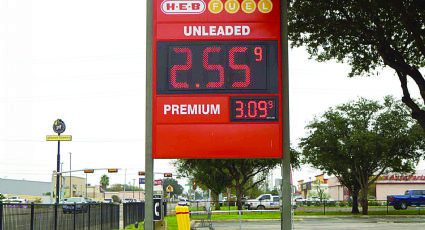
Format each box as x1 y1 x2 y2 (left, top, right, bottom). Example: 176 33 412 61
350 189 360 214
235 185 243 210
361 185 369 215
212 193 221 210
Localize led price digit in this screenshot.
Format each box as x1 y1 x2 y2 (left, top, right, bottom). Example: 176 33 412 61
170 47 191 88
229 47 251 88
203 47 224 88
235 101 244 118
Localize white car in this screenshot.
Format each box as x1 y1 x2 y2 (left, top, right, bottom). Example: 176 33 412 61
178 198 190 206
294 197 307 204
122 198 138 203
3 196 26 203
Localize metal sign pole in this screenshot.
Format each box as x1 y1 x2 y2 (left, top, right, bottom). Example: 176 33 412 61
56 138 60 204
281 0 292 229
145 0 154 229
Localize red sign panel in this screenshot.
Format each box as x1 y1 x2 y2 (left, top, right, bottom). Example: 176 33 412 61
153 0 282 158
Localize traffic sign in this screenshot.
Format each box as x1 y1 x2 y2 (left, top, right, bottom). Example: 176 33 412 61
154 180 162 186
152 0 282 159
166 185 173 192
46 135 72 141
139 178 145 184
53 119 66 134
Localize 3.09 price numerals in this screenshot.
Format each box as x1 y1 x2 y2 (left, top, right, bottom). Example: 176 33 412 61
230 97 278 122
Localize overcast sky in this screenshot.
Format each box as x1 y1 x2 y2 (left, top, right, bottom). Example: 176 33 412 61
1 1 423 192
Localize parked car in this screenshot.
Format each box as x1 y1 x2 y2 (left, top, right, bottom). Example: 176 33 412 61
3 196 27 203
244 194 296 210
178 198 190 206
84 197 101 204
122 198 138 203
388 189 425 210
62 197 88 214
103 198 113 203
294 197 307 204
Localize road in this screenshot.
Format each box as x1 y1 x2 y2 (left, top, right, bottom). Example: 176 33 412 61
207 216 425 230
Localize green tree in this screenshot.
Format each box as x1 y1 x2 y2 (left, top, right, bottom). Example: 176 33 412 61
175 150 300 210
109 184 123 191
300 97 424 214
162 178 184 197
288 0 425 130
175 159 232 210
100 174 110 198
100 174 109 190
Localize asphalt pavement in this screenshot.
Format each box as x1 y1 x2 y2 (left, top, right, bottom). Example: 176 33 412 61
206 216 425 230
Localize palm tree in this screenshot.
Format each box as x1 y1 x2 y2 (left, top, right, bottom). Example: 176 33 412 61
100 174 110 198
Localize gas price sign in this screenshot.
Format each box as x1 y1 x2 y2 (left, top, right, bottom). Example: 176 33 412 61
153 0 282 159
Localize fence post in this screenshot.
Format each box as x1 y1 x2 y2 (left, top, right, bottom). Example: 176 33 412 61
73 203 76 230
386 200 389 215
323 201 326 216
88 203 91 230
0 201 3 230
30 202 35 230
54 203 58 230
110 203 114 228
100 202 103 230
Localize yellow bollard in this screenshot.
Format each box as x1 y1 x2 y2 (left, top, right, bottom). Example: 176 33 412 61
176 206 190 230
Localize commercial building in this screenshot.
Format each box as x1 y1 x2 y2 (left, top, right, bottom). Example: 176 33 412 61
296 174 329 199
0 178 51 202
328 170 425 201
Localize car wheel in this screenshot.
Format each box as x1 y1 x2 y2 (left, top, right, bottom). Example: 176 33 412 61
257 205 265 210
400 202 408 210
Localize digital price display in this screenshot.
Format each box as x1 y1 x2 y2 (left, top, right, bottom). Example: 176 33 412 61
230 97 278 122
156 41 278 95
152 0 282 159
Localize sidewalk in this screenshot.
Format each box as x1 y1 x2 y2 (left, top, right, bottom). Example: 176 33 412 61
200 216 425 230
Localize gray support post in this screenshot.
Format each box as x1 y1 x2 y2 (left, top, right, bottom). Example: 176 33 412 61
145 0 154 229
281 0 292 230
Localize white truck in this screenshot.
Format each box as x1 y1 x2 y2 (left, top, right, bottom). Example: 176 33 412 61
243 194 280 210
244 194 297 210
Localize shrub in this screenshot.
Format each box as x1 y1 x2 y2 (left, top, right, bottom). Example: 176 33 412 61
112 195 120 203
326 201 336 207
